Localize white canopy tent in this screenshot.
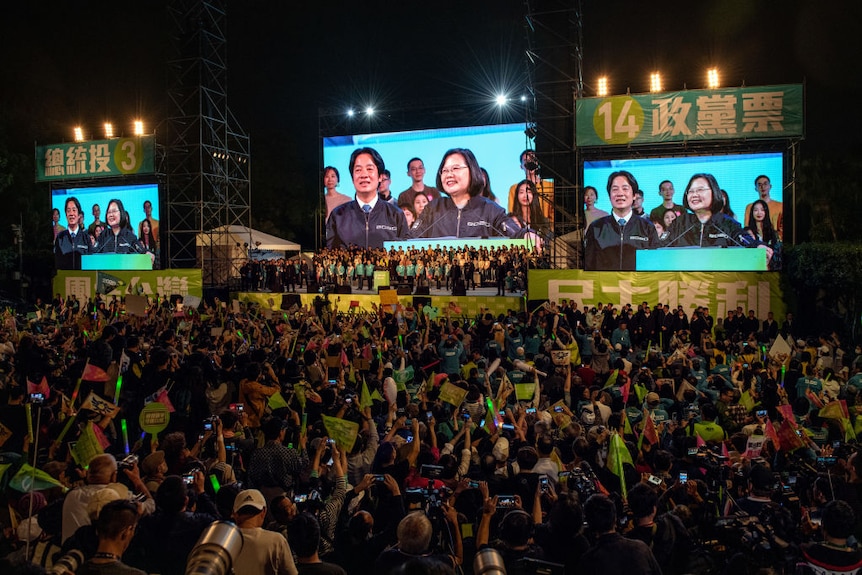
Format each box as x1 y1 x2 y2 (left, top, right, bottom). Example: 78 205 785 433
196 225 301 252
196 225 301 287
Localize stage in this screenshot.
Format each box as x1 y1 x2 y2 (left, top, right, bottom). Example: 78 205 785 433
235 285 525 316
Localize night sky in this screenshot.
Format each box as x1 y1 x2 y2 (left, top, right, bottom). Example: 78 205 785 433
1 0 859 246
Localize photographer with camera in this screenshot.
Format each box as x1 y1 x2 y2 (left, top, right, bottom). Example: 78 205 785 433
373 509 461 575
61 454 154 544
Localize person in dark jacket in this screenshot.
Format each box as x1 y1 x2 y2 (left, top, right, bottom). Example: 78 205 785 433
580 494 662 575
326 147 408 249
93 198 146 255
584 170 658 270
54 196 93 270
411 148 526 240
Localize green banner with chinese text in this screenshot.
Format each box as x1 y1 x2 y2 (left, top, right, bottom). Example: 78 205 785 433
36 136 156 182
576 84 803 147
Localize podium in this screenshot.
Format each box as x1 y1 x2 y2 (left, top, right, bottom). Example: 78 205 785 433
81 254 152 271
636 247 768 271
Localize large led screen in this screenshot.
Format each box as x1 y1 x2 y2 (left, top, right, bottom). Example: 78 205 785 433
322 123 554 246
582 152 784 272
52 183 160 270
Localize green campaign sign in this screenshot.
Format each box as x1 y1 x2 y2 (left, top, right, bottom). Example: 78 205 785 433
54 269 203 301
576 84 803 147
139 401 170 434
527 269 785 323
36 136 156 182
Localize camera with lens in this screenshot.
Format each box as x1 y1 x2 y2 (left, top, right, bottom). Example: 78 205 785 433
118 454 139 471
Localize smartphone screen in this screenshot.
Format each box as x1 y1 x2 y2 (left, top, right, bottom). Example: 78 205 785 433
679 472 688 484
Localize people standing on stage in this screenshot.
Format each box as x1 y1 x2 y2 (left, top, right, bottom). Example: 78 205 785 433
326 148 408 250
649 180 683 223
52 207 66 240
323 166 352 220
583 185 609 230
509 179 550 240
507 149 553 224
87 203 104 238
400 157 441 208
584 170 659 271
54 196 92 270
744 174 783 241
377 169 397 205
138 200 159 249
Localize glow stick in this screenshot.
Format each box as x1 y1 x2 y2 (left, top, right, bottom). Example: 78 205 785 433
121 419 129 455
56 414 77 444
114 375 123 404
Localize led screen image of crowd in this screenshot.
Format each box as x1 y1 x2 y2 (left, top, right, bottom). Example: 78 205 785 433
583 152 784 272
52 183 160 271
322 124 553 252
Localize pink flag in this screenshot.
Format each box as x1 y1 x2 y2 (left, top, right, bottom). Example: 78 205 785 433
92 424 112 449
27 376 51 400
81 363 110 382
621 380 631 405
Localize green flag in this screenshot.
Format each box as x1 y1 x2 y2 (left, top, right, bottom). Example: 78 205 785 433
268 392 289 410
514 383 536 401
322 414 360 452
607 432 633 498
603 370 619 389
9 463 65 492
360 379 373 409
634 383 647 404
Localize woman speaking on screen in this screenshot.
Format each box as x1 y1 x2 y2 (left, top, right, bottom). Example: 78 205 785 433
663 174 743 247
94 198 155 265
410 148 531 243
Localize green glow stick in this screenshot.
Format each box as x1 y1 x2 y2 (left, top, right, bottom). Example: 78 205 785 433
25 404 33 441
56 413 77 444
209 474 221 494
121 419 129 455
114 375 123 404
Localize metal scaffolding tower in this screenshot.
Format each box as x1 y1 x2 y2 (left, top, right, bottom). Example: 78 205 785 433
524 0 584 268
164 0 251 288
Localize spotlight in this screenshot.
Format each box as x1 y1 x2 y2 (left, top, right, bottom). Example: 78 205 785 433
597 76 609 97
73 127 85 142
365 107 374 116
650 72 662 93
346 109 355 117
520 95 527 102
707 68 720 89
104 123 114 138
133 120 144 136
495 94 507 106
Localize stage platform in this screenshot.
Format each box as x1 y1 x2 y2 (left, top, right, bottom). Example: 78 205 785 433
234 286 525 316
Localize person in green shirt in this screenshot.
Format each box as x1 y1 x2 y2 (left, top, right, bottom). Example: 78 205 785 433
686 402 727 444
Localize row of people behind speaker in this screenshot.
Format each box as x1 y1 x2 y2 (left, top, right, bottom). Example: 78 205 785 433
53 197 158 270
325 147 548 251
237 244 546 293
583 172 782 271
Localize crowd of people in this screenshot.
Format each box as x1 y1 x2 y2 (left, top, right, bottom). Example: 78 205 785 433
1 290 862 575
239 245 549 295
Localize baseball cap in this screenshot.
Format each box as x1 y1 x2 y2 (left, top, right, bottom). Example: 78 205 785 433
492 437 510 462
141 450 166 476
646 392 660 405
233 489 267 514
